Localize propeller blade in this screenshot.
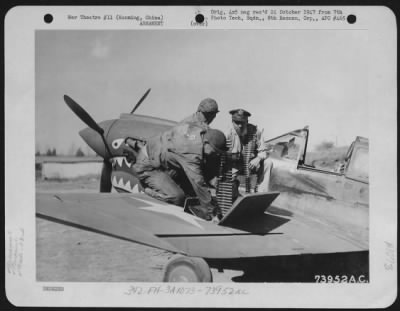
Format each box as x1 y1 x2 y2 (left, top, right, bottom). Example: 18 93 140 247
100 161 113 192
64 95 104 135
130 88 151 114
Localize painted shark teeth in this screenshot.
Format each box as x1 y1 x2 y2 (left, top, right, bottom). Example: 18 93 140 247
116 157 124 167
112 175 137 192
112 156 132 169
131 184 139 193
124 157 132 168
125 180 132 190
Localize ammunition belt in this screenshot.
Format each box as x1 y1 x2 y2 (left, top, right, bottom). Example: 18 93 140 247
216 138 233 216
216 129 259 216
242 129 258 193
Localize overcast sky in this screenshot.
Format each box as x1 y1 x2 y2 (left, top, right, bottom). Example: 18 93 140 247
36 30 368 155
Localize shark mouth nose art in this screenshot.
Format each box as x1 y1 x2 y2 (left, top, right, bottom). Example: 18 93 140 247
110 156 140 193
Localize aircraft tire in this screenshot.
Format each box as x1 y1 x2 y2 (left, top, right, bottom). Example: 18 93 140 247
163 255 212 282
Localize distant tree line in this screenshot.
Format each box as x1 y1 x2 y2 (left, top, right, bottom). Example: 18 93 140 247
35 148 57 157
315 141 335 151
35 145 89 157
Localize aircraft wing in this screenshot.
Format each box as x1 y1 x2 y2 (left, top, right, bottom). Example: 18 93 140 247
37 192 263 257
36 192 366 259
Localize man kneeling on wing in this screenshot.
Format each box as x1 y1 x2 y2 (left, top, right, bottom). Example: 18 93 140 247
125 122 227 221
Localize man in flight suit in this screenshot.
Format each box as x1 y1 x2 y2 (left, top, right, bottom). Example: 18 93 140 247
126 122 226 221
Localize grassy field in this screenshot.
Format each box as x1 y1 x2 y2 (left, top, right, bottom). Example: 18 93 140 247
36 176 100 192
36 155 102 163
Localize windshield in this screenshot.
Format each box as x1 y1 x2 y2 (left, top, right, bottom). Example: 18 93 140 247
265 129 307 162
346 146 369 182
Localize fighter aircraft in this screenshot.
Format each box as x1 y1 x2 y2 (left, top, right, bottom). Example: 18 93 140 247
36 91 369 282
263 127 369 256
64 89 177 193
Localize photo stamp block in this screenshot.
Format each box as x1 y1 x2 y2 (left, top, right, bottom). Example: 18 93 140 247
5 5 397 308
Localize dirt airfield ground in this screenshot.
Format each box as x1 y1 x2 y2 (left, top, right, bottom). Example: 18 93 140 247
36 178 243 282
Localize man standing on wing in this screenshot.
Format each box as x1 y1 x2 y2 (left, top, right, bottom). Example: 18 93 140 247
225 109 273 195
180 98 219 128
126 122 226 221
179 97 221 186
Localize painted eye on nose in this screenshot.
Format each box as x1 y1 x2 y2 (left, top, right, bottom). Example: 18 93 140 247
112 138 124 149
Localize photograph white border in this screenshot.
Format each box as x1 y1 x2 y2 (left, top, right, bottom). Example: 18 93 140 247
5 5 397 308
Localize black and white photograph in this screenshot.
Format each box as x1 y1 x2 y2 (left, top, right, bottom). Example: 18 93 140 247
5 6 397 308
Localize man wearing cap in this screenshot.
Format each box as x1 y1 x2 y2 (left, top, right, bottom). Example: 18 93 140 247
225 108 273 194
180 98 219 128
126 122 226 221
